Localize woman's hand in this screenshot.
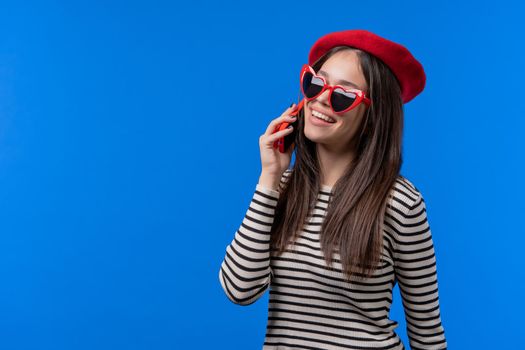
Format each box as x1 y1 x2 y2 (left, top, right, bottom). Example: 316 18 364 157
258 104 297 190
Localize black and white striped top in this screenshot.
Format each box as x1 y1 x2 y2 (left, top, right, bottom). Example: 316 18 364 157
219 170 447 350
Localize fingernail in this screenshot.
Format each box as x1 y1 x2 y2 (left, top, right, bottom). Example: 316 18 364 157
287 125 293 129
290 103 295 108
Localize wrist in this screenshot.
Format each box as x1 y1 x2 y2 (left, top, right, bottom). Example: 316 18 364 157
258 172 281 191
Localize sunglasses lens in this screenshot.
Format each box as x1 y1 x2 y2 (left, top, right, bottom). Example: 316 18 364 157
331 88 357 112
302 72 324 99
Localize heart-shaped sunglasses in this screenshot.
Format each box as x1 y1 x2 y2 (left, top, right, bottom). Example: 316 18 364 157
300 64 371 114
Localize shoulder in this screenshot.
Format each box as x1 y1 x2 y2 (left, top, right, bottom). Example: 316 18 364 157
387 174 424 216
282 168 293 179
277 168 293 193
278 170 425 213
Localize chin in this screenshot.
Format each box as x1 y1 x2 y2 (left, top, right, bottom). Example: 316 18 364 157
303 109 334 143
304 123 330 144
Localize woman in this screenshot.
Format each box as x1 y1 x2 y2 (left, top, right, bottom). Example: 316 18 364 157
219 29 447 350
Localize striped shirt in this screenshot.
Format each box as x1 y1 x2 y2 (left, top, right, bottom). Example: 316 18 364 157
219 170 447 349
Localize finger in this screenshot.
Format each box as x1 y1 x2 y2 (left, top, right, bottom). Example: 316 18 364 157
264 115 297 137
263 126 294 145
264 107 295 135
264 105 297 136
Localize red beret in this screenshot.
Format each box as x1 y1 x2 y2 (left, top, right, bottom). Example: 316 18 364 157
308 29 426 104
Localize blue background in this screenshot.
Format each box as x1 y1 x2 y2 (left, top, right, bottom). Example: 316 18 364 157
1 0 523 349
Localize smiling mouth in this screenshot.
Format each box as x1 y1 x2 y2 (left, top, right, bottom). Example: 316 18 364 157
311 109 336 123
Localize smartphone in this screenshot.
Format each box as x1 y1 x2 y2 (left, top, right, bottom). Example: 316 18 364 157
273 99 305 153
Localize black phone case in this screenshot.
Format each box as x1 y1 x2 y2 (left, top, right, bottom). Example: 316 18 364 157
283 118 298 152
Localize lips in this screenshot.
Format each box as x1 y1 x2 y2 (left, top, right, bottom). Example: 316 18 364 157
310 112 335 127
310 107 336 122
308 107 337 128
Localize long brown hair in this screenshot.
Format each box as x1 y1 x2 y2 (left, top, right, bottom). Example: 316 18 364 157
270 46 404 281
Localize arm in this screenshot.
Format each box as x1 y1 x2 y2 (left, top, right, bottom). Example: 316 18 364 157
218 183 280 305
393 192 448 349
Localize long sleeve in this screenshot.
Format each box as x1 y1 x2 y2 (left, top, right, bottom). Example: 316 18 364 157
218 184 280 305
392 192 448 349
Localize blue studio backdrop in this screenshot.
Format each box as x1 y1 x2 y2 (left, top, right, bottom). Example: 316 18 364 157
0 1 524 349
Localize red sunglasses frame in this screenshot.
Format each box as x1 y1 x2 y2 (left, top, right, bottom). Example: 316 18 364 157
300 64 371 114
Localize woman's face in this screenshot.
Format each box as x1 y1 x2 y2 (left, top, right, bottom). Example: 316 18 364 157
303 50 369 152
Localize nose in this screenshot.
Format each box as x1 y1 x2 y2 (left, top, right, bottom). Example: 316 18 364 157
314 87 331 107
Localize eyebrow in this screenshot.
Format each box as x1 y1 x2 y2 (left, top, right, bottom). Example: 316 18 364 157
317 70 363 90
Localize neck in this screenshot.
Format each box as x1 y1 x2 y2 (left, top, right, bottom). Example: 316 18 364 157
316 142 356 187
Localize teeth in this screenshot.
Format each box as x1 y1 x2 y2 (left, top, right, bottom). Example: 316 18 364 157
312 110 335 123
